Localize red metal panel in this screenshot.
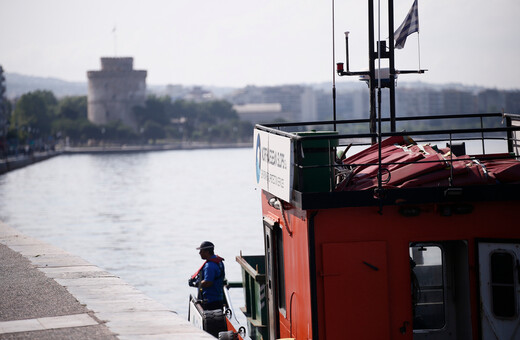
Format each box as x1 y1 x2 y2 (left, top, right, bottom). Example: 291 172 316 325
261 192 313 339
322 241 391 340
278 208 313 339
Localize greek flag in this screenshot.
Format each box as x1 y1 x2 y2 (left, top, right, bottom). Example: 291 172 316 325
394 0 419 49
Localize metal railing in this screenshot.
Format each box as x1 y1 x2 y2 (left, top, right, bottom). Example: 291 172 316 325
256 112 520 194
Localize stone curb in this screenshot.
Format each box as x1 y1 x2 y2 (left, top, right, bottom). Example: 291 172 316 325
0 222 214 339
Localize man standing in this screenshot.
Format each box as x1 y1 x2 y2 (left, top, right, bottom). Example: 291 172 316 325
189 241 225 310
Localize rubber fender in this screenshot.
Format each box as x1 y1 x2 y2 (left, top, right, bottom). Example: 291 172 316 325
203 309 227 338
218 330 238 340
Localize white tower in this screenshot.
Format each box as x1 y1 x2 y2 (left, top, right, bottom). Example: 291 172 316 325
87 57 147 131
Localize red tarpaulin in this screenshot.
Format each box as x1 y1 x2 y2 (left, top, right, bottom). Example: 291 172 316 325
338 137 520 191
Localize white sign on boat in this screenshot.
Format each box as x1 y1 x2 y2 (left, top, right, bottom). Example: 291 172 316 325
254 128 293 202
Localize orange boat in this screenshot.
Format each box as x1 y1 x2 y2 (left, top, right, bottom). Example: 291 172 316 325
190 1 520 339
241 114 520 339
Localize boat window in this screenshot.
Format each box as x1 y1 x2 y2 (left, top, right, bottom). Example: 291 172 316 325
276 225 286 311
266 234 271 290
410 245 445 330
490 251 517 318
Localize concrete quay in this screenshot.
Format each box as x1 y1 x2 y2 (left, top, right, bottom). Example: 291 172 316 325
0 152 60 175
59 142 251 154
0 143 251 175
0 222 214 339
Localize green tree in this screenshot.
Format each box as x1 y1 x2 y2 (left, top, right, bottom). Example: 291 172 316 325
52 118 81 141
142 120 165 144
80 122 102 141
201 100 238 122
0 66 9 130
56 96 87 120
170 99 196 119
103 121 138 143
134 95 170 128
169 99 240 141
9 89 251 145
52 118 100 144
170 99 197 139
12 90 57 140
50 96 92 144
235 120 254 142
37 90 58 109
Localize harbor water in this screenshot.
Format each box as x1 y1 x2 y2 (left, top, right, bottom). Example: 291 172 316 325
0 139 508 318
0 147 264 317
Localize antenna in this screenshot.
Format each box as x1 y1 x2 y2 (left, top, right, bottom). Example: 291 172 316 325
112 25 117 56
344 31 350 72
376 0 383 211
331 0 337 131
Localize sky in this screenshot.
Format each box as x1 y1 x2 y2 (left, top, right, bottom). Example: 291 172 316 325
1 0 519 89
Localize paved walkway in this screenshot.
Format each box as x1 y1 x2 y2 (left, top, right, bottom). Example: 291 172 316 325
0 222 214 339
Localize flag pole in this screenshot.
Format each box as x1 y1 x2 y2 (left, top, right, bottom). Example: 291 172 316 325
417 0 421 72
113 25 117 57
417 32 421 72
332 0 337 131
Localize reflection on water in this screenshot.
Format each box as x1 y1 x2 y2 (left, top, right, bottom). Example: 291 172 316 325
0 148 264 317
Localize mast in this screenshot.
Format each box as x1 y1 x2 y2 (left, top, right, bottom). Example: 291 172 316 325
368 0 377 143
388 0 396 132
336 0 426 143
332 0 337 131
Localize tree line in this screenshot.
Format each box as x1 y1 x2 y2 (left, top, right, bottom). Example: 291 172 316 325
3 90 253 153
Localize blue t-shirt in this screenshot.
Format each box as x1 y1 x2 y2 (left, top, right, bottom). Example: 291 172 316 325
202 256 224 303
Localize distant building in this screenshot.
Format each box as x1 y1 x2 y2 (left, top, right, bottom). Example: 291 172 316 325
395 89 444 116
87 57 147 130
316 88 369 121
505 91 520 113
477 89 505 112
152 85 216 102
163 84 189 101
226 85 317 123
442 89 477 114
184 86 214 102
233 103 283 123
226 84 519 126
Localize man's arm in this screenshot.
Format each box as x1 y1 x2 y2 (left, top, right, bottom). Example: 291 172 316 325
200 280 213 288
200 262 218 288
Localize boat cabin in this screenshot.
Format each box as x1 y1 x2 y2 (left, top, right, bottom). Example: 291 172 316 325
234 113 520 340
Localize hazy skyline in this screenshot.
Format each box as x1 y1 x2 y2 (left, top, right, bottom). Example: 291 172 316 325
1 0 519 90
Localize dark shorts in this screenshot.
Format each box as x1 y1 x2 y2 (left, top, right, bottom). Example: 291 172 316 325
202 300 224 310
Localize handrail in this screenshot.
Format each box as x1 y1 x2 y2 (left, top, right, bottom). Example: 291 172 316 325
256 112 520 195
259 126 520 143
256 112 519 143
258 112 507 129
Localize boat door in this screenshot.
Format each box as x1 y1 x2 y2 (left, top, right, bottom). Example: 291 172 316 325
410 241 472 340
264 217 285 340
478 241 520 340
